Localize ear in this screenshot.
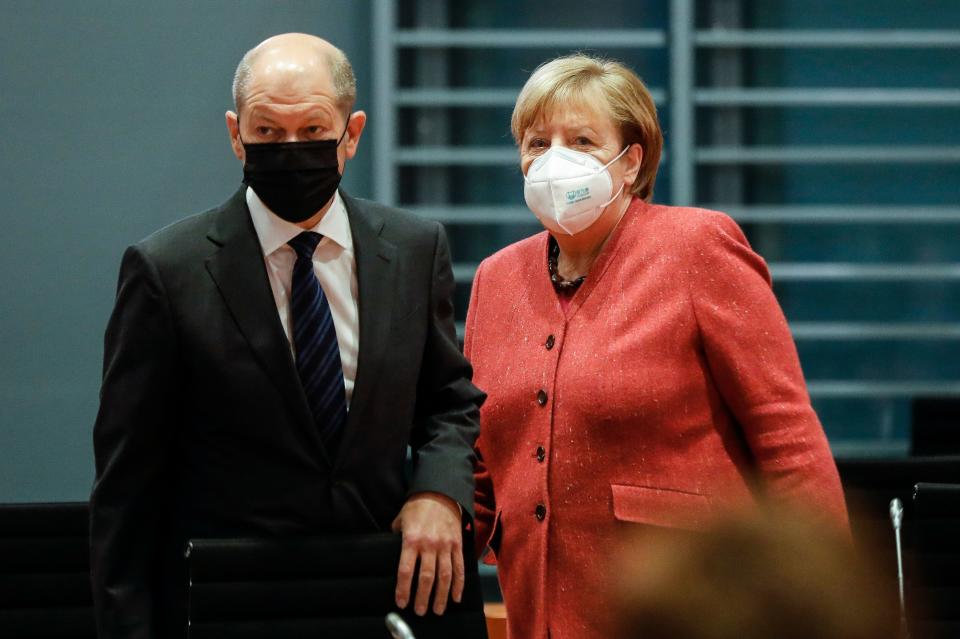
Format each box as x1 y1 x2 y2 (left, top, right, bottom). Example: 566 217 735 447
225 110 244 162
342 110 367 160
621 143 643 190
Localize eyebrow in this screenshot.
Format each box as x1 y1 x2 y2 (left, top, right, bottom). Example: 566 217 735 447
526 124 601 138
572 126 599 136
247 110 280 126
247 108 334 126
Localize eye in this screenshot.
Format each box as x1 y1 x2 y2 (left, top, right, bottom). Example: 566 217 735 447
528 138 549 151
306 125 324 136
573 136 593 146
255 126 275 137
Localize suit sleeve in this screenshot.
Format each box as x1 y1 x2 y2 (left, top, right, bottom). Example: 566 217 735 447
687 213 849 528
464 260 497 560
90 244 176 638
408 223 486 520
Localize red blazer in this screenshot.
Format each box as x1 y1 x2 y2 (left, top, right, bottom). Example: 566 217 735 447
465 197 848 639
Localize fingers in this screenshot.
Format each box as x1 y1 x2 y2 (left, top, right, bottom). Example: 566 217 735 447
392 495 465 616
433 549 453 615
452 541 465 604
395 543 417 610
414 550 437 616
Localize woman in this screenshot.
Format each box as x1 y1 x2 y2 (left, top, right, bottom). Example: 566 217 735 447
465 54 848 639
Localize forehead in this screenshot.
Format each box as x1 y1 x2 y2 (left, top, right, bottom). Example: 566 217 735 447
528 96 617 135
244 52 337 113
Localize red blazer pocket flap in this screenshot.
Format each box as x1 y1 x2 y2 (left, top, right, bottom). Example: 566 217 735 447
611 483 711 531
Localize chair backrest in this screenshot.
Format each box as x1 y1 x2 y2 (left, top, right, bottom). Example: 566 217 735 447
909 482 960 639
0 502 95 639
911 398 960 456
186 532 488 639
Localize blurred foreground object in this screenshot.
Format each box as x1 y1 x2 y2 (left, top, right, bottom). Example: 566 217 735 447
612 505 897 639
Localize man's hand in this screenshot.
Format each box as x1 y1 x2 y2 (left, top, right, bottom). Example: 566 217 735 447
392 492 464 616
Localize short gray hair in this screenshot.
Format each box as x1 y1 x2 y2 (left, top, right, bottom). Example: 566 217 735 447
231 45 357 117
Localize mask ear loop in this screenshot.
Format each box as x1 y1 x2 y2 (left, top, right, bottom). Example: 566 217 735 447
236 116 246 146
599 183 626 209
598 145 633 208
335 120 350 145
600 145 631 171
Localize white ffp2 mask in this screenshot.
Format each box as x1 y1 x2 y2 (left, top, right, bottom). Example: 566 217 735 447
523 145 628 235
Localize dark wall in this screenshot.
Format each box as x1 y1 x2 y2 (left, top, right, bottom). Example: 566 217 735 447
0 0 373 502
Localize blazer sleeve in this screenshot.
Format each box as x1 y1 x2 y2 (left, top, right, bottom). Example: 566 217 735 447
408 223 486 520
686 212 849 527
90 245 177 638
464 259 497 560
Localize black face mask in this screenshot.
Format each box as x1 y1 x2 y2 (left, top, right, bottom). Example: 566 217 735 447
240 125 348 223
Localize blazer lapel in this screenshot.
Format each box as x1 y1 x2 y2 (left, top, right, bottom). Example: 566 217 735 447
563 198 644 321
337 193 397 466
203 188 330 465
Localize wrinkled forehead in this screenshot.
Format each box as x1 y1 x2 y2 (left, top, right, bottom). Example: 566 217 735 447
521 81 617 137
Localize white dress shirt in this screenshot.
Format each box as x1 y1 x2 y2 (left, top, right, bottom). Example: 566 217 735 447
246 187 359 406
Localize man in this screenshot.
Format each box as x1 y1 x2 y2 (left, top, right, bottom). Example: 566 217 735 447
90 33 484 638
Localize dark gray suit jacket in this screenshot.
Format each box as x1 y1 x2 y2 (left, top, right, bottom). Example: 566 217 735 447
90 188 485 638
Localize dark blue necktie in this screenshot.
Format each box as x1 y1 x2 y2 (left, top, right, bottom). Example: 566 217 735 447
287 232 348 448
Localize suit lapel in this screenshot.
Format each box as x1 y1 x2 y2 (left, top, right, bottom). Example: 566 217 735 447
337 193 397 466
203 188 330 465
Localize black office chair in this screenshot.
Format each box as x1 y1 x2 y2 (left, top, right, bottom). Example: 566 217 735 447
836 455 960 613
908 483 960 639
911 398 960 456
0 502 95 639
186 532 488 639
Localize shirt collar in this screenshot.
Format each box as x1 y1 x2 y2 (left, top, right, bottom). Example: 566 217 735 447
246 187 353 257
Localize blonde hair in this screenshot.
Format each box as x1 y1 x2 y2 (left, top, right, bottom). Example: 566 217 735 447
511 54 663 201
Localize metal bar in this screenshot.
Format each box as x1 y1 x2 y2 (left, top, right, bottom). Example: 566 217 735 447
413 0 452 207
719 206 960 223
453 320 960 343
397 146 670 166
411 205 960 224
696 146 960 164
696 88 960 107
696 29 960 48
396 88 520 107
393 29 667 48
453 263 479 284
790 323 960 340
454 320 960 341
396 146 518 165
703 0 746 213
478 564 497 577
829 440 910 458
411 205 533 223
669 0 696 206
452 261 960 284
770 263 960 281
395 87 668 107
371 0 397 205
806 381 960 398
